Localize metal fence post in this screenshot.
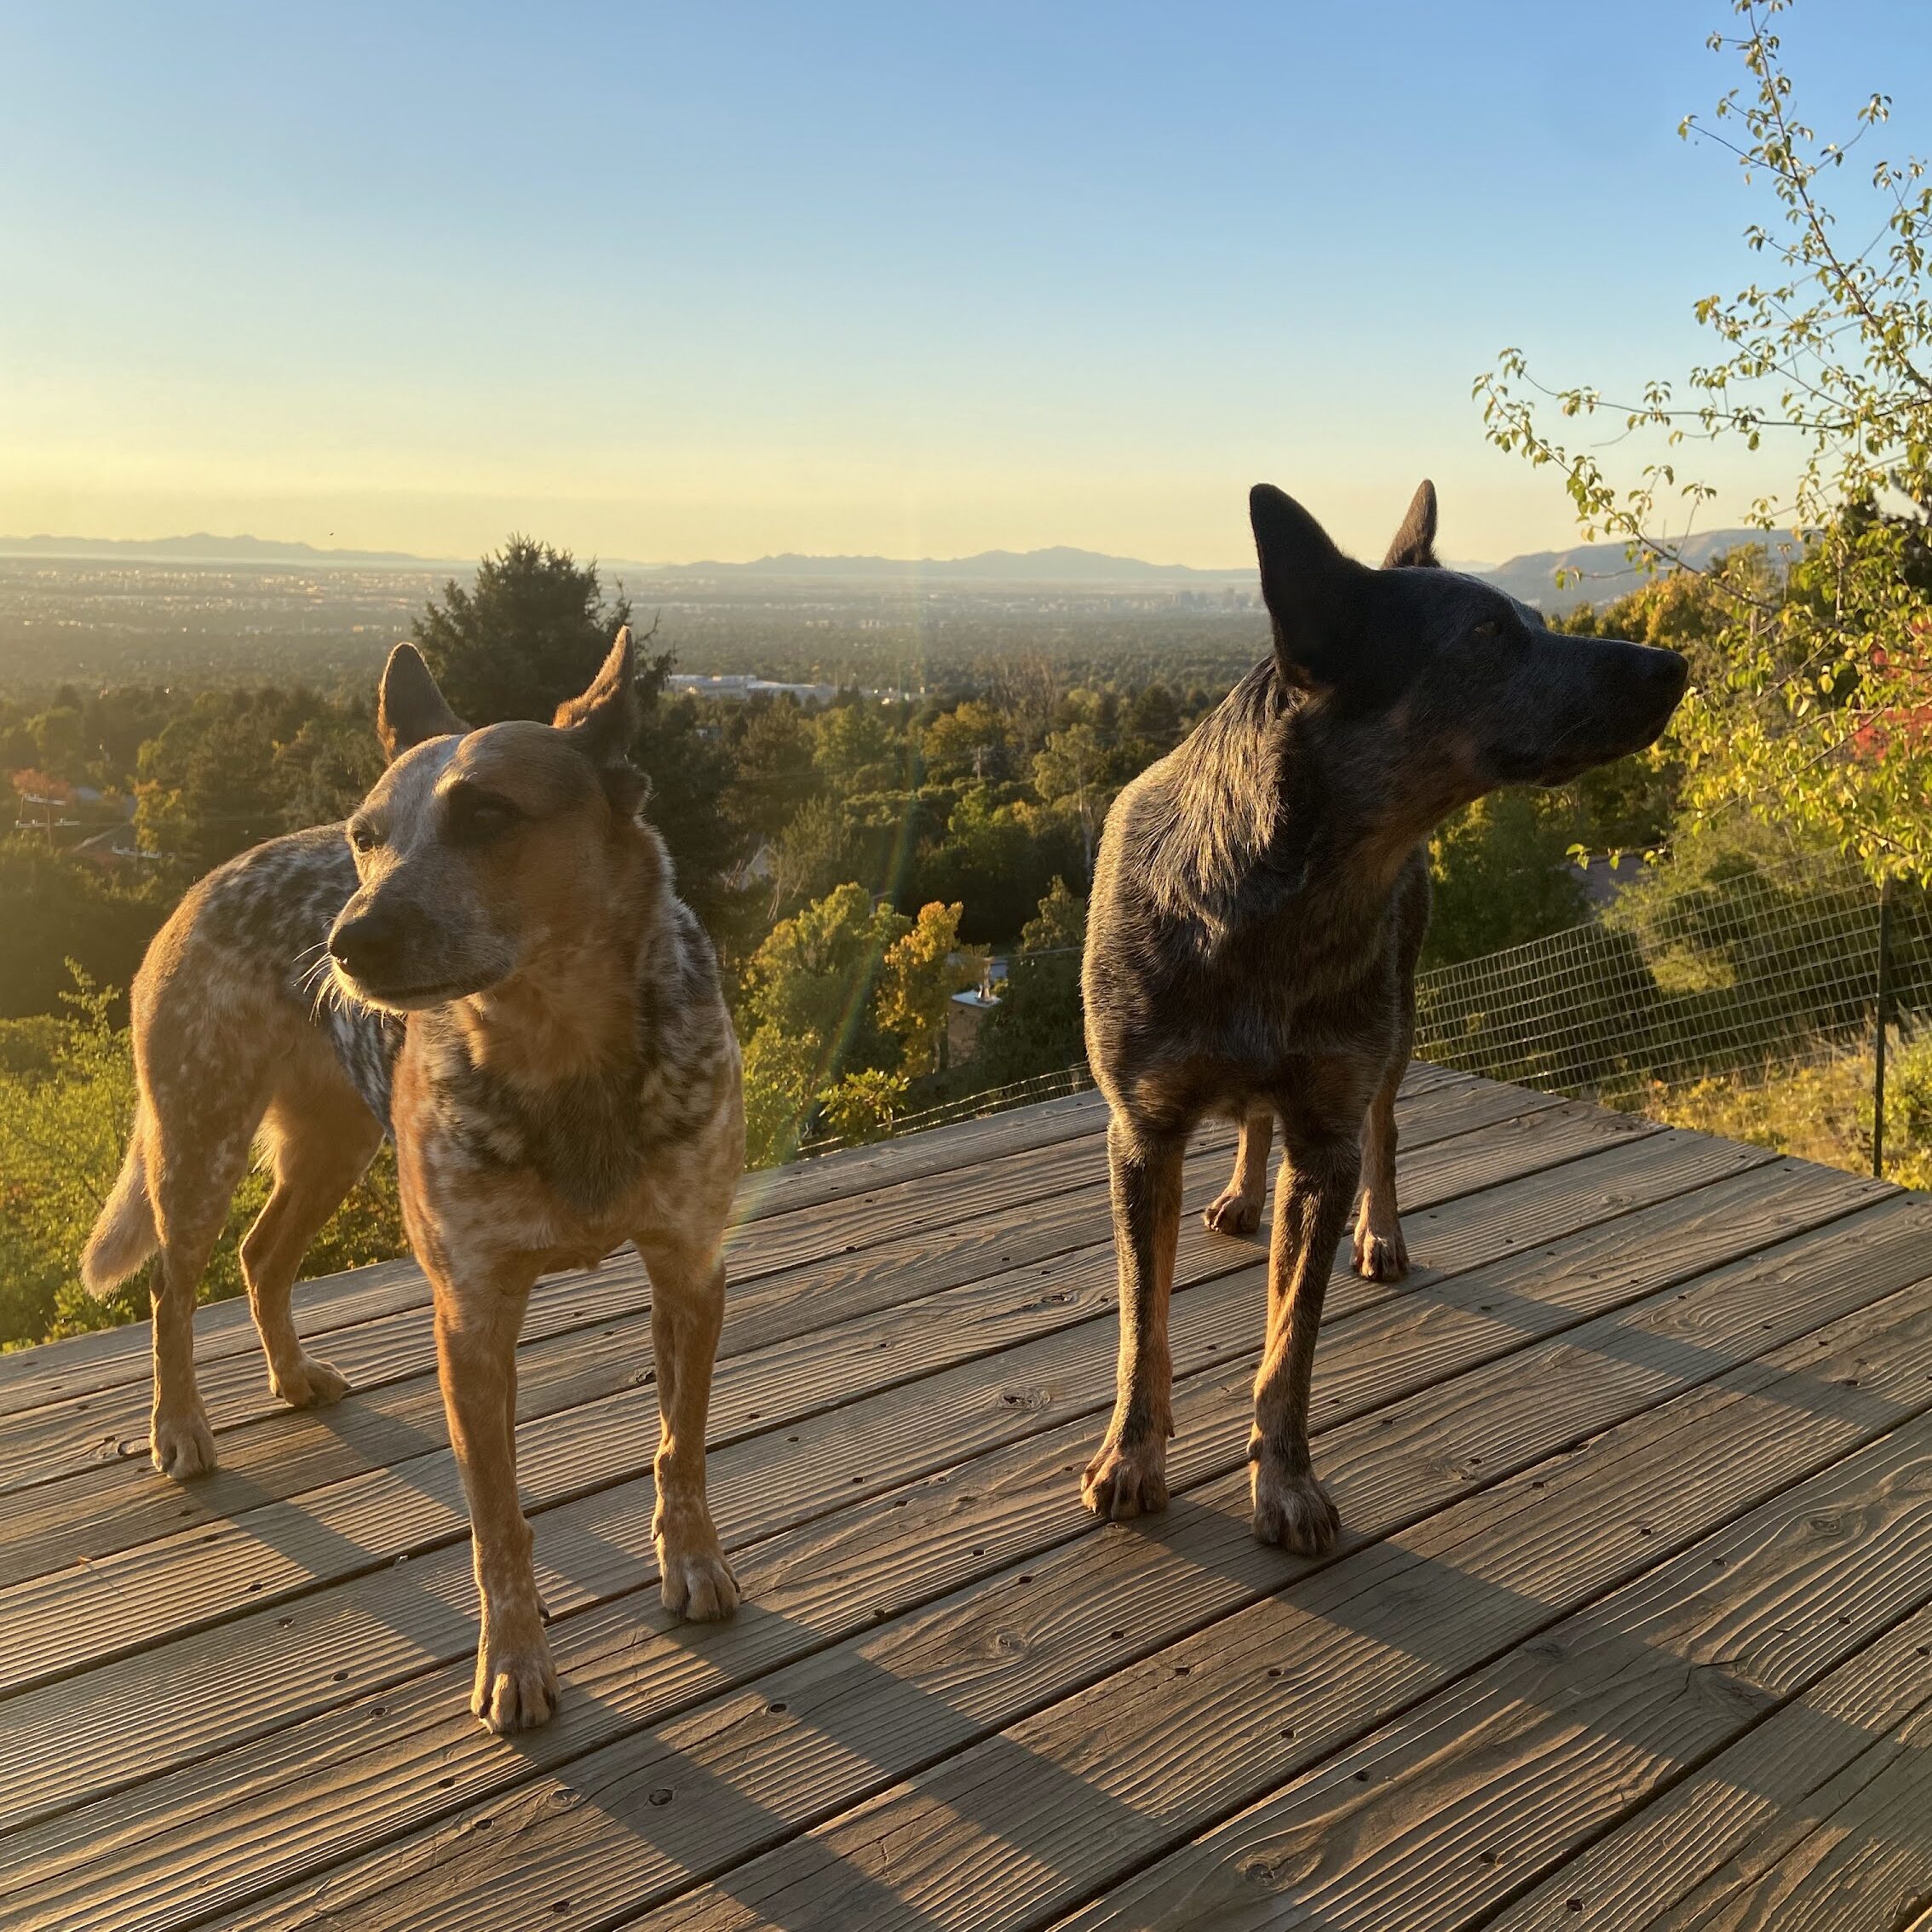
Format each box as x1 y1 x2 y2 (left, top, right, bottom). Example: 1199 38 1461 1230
1874 875 1894 1181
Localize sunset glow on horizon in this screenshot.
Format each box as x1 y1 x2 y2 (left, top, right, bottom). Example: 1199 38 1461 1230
4 0 1927 569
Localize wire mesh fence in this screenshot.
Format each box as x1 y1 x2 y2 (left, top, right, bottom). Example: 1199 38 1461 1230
1412 860 1932 1104
791 857 1931 1176
796 1061 1097 1158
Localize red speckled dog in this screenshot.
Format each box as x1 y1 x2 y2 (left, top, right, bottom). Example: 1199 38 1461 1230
84 630 745 1732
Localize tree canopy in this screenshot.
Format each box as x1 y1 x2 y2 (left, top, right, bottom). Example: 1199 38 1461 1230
1475 0 1932 878
411 537 638 727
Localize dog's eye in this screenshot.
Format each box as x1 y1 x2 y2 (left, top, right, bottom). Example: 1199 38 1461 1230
446 790 520 841
348 819 382 853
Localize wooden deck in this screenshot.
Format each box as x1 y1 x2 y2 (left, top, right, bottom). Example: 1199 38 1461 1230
3 1067 1931 1932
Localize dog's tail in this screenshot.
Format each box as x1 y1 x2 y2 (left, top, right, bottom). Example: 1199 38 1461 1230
81 1108 159 1298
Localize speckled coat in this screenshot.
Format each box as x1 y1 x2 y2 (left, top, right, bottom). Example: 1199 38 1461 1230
83 628 746 1734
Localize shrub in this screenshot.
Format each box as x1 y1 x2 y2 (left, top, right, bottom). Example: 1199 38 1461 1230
0 973 405 1351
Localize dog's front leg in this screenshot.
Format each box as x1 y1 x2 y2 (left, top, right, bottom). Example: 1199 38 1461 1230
637 1234 739 1622
1250 1127 1358 1554
1083 1115 1185 1520
430 1265 556 1734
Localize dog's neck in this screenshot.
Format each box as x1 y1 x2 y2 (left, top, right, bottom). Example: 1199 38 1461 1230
445 881 663 1091
1264 700 1432 907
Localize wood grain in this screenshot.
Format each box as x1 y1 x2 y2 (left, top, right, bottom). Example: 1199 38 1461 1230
1650 1688 1932 1929
1048 1388 1932 1930
0 1096 1619 1683
0 1126 1822 1843
1488 1597 1932 1931
319 1281 1932 1932
2 1078 1919 1932
15 1164 1900 1932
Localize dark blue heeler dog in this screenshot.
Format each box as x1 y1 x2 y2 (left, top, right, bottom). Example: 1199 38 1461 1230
1079 481 1688 1553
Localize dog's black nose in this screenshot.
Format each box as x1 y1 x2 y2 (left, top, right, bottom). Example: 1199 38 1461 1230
1652 647 1690 701
329 911 404 982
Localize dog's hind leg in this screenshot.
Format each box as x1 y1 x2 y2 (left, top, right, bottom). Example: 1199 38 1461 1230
1352 1054 1409 1282
637 1232 740 1622
1204 1107 1273 1237
146 1102 261 1479
241 1080 382 1409
1354 852 1428 1282
1084 1113 1186 1521
1250 1100 1360 1555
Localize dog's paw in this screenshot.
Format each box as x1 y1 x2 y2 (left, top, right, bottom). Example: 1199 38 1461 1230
270 1352 350 1409
151 1408 217 1480
1081 1430 1170 1521
659 1540 740 1622
1352 1220 1409 1283
1202 1188 1264 1239
1251 1455 1340 1555
471 1630 559 1734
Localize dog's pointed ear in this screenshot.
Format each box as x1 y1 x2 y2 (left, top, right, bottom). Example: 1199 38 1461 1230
555 625 639 751
555 626 650 814
1382 479 1440 569
377 644 467 762
1251 485 1368 691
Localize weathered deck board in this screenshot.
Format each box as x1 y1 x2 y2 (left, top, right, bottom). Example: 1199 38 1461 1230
1636 1689 1932 1930
4 1143 1859 1925
1485 1596 1932 1931
0 1068 1553 1559
1048 1343 1932 1932
0 1098 1665 1829
613 1291 1932 1932
0 1071 1923 1932
195 1218 1932 1932
0 1094 1620 1690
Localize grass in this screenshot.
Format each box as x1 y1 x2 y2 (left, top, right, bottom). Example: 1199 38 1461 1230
1612 1032 1932 1192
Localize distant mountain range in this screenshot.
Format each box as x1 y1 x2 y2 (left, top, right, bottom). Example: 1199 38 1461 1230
0 532 453 567
651 545 1251 584
0 532 1246 583
1479 527 1802 615
0 526 1801 606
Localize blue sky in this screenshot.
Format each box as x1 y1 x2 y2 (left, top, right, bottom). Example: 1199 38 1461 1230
2 1 1926 566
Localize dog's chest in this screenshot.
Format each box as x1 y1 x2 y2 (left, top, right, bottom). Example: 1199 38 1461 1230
393 1011 736 1264
1191 899 1400 1043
